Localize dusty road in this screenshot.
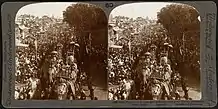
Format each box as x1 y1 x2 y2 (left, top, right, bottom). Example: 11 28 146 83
176 87 201 100
82 86 107 100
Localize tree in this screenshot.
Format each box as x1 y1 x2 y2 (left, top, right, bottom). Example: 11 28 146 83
157 3 200 77
63 3 108 99
157 4 200 99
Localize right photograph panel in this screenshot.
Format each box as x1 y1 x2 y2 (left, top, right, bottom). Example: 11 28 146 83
108 2 201 100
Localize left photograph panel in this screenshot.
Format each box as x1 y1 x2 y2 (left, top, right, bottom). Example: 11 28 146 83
15 2 108 100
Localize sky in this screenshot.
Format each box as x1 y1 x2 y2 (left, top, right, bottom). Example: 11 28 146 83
16 2 75 18
111 2 173 20
16 2 173 19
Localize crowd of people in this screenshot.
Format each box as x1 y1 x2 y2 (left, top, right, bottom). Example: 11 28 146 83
15 14 90 100
15 48 38 83
15 14 192 100
108 48 131 85
107 16 190 100
15 15 57 83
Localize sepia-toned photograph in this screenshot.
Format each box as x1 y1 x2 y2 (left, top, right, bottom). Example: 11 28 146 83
15 2 108 100
108 2 201 100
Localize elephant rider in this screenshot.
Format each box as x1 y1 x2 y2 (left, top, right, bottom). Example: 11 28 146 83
142 52 152 77
64 64 77 99
49 51 58 70
49 51 59 83
66 52 78 77
42 51 58 99
50 51 58 63
65 52 79 98
135 52 152 98
160 42 170 59
166 44 190 100
159 54 172 98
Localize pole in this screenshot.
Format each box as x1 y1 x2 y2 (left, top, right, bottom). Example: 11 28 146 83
35 37 37 59
128 33 132 64
182 32 185 61
86 32 94 100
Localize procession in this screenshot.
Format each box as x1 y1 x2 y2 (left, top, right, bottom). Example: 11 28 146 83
107 3 201 100
108 42 187 100
15 3 109 100
16 29 89 100
14 2 201 101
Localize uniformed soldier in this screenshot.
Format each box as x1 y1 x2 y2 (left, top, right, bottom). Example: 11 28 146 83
161 43 170 57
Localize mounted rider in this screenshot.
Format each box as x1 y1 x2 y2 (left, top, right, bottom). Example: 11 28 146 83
65 41 80 99
49 51 59 84
67 41 79 76
143 52 152 74
50 51 58 66
135 52 152 97
165 43 190 100
66 52 78 73
137 52 152 80
159 43 173 98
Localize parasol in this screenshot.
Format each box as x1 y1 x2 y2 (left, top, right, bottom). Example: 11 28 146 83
168 44 173 48
51 51 58 54
163 43 169 46
70 41 75 45
75 43 79 47
144 52 151 56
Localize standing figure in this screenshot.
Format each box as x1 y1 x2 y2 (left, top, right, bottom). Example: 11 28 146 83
56 43 63 60
150 44 157 72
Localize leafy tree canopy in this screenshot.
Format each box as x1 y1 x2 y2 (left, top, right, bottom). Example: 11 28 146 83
157 3 200 76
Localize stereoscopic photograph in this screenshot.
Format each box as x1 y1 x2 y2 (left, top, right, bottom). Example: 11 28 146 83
15 2 108 100
108 2 201 100
14 2 201 101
